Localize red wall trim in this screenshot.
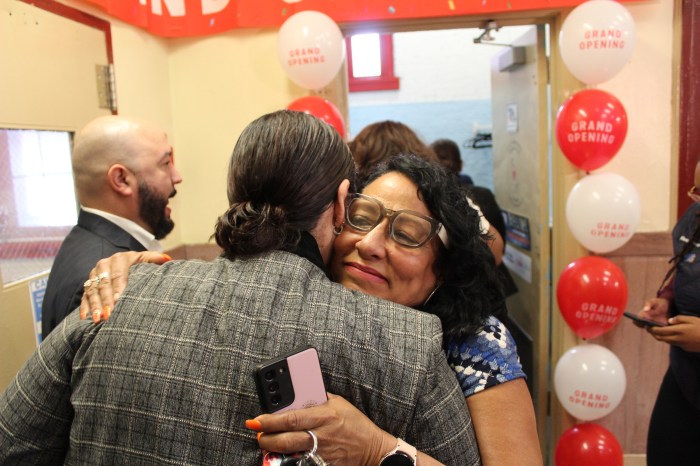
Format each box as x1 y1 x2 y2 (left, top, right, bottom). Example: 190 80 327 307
347 34 400 93
679 0 700 219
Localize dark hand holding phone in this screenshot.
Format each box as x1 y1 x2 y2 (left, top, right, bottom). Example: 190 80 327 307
253 346 327 414
623 311 668 327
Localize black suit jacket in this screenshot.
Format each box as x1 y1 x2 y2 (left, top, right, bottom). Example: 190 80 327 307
41 210 146 337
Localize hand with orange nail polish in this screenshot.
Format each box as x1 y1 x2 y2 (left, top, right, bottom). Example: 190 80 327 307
80 251 173 323
245 419 262 431
249 394 399 466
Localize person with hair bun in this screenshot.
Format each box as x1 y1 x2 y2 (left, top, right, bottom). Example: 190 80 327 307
78 151 542 464
0 110 478 465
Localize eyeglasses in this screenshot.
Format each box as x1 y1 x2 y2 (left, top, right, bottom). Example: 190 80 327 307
344 193 447 248
689 186 700 204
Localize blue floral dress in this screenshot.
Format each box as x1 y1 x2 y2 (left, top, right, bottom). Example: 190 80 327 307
446 315 525 397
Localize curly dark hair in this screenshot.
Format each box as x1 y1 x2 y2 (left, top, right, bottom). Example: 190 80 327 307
362 153 506 343
214 110 355 258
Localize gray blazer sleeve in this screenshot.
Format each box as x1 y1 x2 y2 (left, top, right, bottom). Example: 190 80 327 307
0 312 94 463
408 323 480 464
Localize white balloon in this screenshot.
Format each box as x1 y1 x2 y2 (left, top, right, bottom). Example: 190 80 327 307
276 11 345 90
566 172 641 254
559 0 636 84
554 344 626 421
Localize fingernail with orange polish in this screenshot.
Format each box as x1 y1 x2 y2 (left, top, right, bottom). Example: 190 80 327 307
162 253 173 262
245 419 262 431
92 310 102 323
105 306 112 319
257 432 263 441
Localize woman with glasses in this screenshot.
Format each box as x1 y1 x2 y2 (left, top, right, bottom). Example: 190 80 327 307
326 154 540 465
82 153 541 465
635 156 700 466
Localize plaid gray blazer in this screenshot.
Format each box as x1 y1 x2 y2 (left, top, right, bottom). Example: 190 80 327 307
0 252 480 465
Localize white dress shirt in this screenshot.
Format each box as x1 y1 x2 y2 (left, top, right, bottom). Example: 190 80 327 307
81 206 163 252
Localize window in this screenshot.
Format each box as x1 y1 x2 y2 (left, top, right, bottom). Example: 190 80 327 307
0 129 77 284
346 33 400 92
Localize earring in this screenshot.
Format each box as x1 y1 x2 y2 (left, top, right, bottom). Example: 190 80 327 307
423 285 441 306
333 224 344 236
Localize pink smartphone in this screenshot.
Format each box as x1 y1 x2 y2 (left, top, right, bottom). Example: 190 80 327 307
253 346 327 413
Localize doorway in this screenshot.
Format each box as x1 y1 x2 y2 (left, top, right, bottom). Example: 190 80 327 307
346 25 535 192
340 19 554 457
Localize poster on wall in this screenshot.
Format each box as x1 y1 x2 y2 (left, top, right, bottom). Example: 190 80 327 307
507 103 519 134
503 210 531 251
503 246 532 284
28 275 47 345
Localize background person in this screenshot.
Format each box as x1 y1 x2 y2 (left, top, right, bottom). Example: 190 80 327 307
0 110 478 465
41 115 181 337
430 137 517 296
349 120 438 183
430 137 474 186
637 155 700 466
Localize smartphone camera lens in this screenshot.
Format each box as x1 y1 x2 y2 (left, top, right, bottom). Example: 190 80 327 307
264 369 276 381
271 394 281 405
268 381 279 393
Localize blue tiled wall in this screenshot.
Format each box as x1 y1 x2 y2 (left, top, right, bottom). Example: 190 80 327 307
349 99 494 191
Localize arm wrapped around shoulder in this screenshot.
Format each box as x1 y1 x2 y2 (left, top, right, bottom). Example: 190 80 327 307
0 312 95 462
407 319 481 465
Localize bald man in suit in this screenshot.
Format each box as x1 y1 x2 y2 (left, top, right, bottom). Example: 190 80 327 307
41 116 182 337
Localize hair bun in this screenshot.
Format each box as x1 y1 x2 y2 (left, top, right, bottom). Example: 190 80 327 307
214 202 289 257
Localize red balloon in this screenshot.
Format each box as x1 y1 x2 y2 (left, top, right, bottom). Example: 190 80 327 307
287 96 346 138
555 423 623 466
556 89 628 171
556 256 628 339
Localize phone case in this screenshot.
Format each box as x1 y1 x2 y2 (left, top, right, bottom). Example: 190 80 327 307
254 346 327 413
623 311 667 327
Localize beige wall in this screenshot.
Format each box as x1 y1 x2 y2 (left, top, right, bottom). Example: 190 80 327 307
167 31 306 243
62 0 306 244
596 0 675 232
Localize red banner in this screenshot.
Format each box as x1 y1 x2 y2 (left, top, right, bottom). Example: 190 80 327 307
77 0 636 38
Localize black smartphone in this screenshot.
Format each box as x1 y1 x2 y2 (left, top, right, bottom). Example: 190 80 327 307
623 311 668 327
253 346 327 414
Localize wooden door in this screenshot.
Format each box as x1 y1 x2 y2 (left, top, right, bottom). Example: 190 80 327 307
490 25 551 453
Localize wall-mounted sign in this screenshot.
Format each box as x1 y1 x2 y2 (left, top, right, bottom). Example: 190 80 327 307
28 275 48 345
507 103 519 134
503 210 531 251
503 245 532 284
